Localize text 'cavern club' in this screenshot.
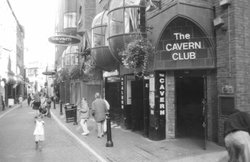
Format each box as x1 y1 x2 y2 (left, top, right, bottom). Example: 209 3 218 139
159 32 208 61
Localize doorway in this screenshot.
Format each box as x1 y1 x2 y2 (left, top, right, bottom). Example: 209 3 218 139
176 76 204 139
131 79 149 137
131 80 144 132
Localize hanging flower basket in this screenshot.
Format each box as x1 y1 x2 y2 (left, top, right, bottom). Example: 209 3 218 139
82 55 96 75
69 66 81 80
56 68 70 82
119 35 154 76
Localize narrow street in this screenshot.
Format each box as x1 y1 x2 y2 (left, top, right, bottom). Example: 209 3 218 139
0 103 99 162
0 102 229 162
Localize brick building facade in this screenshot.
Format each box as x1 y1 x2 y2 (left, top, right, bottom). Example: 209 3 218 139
53 0 250 147
98 0 250 147
215 0 250 144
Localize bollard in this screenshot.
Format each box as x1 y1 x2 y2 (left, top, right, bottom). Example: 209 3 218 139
1 96 5 111
60 100 63 115
73 105 78 125
106 111 113 147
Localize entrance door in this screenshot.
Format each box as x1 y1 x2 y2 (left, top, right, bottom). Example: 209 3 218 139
131 80 144 132
176 76 204 139
105 81 121 124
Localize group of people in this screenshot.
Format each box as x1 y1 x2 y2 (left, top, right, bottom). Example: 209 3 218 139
30 90 250 158
28 92 52 117
78 92 109 138
32 91 109 151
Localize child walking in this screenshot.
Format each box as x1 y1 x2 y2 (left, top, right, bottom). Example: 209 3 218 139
33 114 45 151
78 98 90 136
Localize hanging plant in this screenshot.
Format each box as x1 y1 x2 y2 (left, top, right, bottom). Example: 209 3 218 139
119 35 154 76
57 68 70 82
69 66 81 80
82 55 96 75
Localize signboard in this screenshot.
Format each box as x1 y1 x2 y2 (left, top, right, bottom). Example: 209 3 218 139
48 35 81 46
155 18 215 70
8 98 14 107
162 32 208 61
156 72 166 116
42 71 56 76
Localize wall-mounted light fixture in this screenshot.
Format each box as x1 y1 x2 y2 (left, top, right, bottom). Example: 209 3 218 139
213 16 224 28
213 16 227 31
219 0 231 7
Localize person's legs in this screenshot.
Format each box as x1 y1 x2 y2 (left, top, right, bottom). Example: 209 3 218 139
82 119 89 134
80 119 85 133
35 141 38 150
97 122 102 137
38 140 43 151
47 107 51 118
80 119 89 135
100 120 104 136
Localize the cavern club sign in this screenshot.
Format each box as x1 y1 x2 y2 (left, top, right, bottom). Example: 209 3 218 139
163 32 206 61
155 32 215 69
48 35 81 45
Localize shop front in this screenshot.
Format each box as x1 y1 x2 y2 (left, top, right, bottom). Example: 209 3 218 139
147 6 217 148
104 0 218 147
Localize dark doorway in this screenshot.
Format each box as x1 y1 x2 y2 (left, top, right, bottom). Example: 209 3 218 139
176 76 204 138
131 80 144 132
105 77 121 125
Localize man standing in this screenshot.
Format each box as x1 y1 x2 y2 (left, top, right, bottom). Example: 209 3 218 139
224 109 250 162
92 92 108 138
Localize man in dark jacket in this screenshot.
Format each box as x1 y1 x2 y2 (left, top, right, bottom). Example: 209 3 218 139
224 109 250 162
91 92 108 138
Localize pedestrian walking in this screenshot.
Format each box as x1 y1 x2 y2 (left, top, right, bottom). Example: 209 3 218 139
33 114 45 151
91 93 108 138
39 93 49 116
45 94 52 118
18 95 23 108
224 108 250 162
32 92 41 113
78 98 90 136
27 93 31 106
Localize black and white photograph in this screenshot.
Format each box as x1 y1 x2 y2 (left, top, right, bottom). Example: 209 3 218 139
0 0 250 161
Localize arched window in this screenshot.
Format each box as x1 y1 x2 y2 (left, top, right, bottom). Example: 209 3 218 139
62 46 79 67
108 0 142 37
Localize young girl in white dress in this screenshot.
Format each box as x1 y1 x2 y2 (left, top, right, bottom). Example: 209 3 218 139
33 114 45 151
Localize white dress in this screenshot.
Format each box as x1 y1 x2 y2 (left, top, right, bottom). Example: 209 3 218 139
33 120 45 141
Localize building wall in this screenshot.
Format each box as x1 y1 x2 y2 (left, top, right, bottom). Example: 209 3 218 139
215 0 250 145
77 0 96 33
165 71 175 138
0 0 24 105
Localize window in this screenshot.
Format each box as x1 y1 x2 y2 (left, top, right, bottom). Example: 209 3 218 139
64 12 77 29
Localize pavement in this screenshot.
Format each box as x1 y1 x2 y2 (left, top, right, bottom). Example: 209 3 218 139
50 103 229 162
0 102 102 162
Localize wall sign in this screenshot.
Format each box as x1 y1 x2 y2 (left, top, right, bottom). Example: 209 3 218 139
155 18 215 70
149 74 155 115
165 33 204 61
162 32 207 61
48 35 81 46
120 77 124 109
156 72 165 116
